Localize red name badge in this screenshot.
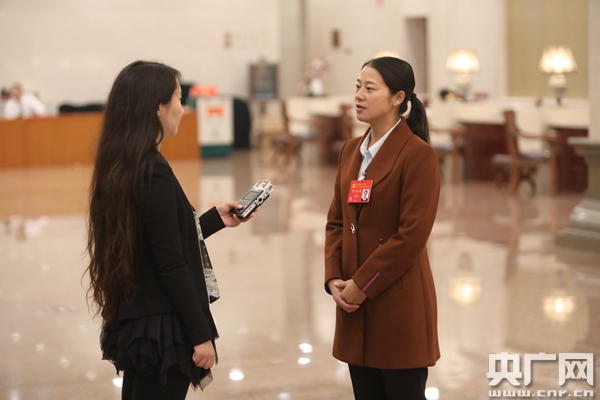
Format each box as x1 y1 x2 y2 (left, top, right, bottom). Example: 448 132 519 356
347 180 373 203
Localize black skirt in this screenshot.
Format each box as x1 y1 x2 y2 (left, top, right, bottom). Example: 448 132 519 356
101 309 219 390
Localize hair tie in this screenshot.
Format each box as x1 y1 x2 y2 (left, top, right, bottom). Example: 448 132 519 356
400 100 412 118
411 92 417 100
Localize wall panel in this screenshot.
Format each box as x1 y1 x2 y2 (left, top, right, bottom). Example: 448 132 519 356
507 0 588 99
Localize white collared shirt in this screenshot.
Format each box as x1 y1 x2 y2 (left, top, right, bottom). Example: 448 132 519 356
357 118 402 180
3 92 47 120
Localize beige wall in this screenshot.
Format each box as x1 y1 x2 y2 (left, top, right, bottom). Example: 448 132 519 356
305 0 404 98
0 0 280 112
427 0 506 101
305 0 506 101
590 0 600 140
507 0 588 99
279 0 305 98
0 0 592 112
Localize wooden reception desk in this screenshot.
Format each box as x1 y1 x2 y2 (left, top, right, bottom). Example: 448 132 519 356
0 112 199 168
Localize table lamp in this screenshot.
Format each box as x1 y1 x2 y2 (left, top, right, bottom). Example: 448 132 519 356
539 46 577 106
446 50 480 100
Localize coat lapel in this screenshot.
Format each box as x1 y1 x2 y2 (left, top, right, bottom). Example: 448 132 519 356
339 130 367 222
340 120 414 222
363 119 413 189
343 138 364 184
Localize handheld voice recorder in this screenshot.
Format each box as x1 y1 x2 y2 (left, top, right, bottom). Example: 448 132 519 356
231 180 274 220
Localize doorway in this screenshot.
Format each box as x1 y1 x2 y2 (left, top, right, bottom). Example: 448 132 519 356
404 17 429 98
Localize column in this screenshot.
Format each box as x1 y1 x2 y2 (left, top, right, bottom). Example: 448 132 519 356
556 0 600 253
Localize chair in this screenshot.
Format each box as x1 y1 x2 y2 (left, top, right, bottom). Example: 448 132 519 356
323 103 354 164
270 98 319 166
491 110 558 195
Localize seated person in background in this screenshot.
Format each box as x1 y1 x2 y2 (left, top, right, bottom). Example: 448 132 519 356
438 88 462 102
3 83 48 119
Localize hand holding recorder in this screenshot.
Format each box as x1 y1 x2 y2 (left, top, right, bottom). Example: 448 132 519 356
230 180 274 220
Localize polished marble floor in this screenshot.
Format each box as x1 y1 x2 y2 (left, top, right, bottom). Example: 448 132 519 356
1 147 599 400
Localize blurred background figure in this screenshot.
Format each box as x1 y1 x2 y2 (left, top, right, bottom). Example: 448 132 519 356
438 88 461 102
3 82 48 119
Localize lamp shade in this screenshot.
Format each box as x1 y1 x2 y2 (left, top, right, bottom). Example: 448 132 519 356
446 50 480 74
539 46 577 74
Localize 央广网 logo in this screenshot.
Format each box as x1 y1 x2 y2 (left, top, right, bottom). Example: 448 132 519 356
487 353 594 398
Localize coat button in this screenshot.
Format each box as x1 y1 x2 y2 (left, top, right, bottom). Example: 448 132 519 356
379 238 384 242
350 223 356 234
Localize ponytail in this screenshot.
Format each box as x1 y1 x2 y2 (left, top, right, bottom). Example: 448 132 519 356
405 94 430 144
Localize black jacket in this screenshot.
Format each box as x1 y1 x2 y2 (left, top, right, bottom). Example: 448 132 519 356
118 152 224 346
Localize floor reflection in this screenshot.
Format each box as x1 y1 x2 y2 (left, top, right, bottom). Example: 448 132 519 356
0 149 599 399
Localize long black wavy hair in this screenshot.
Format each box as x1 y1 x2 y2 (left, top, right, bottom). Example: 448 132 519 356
85 61 180 327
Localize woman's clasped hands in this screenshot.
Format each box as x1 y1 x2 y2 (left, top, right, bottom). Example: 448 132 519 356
328 279 367 313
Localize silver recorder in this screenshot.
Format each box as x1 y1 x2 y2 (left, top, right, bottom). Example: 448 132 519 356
231 180 274 220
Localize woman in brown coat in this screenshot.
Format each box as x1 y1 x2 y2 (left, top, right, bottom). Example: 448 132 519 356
324 57 440 399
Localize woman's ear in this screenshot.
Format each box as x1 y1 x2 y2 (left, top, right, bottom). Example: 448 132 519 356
392 91 406 107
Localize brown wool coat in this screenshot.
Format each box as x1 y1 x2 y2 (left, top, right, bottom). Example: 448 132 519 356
324 119 441 369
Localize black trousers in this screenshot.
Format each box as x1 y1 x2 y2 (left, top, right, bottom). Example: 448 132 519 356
122 368 190 400
348 364 428 400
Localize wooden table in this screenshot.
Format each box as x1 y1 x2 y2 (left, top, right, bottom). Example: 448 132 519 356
0 112 199 168
552 127 588 192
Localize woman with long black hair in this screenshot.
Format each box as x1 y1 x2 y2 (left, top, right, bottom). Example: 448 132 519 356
86 60 247 399
324 57 441 399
